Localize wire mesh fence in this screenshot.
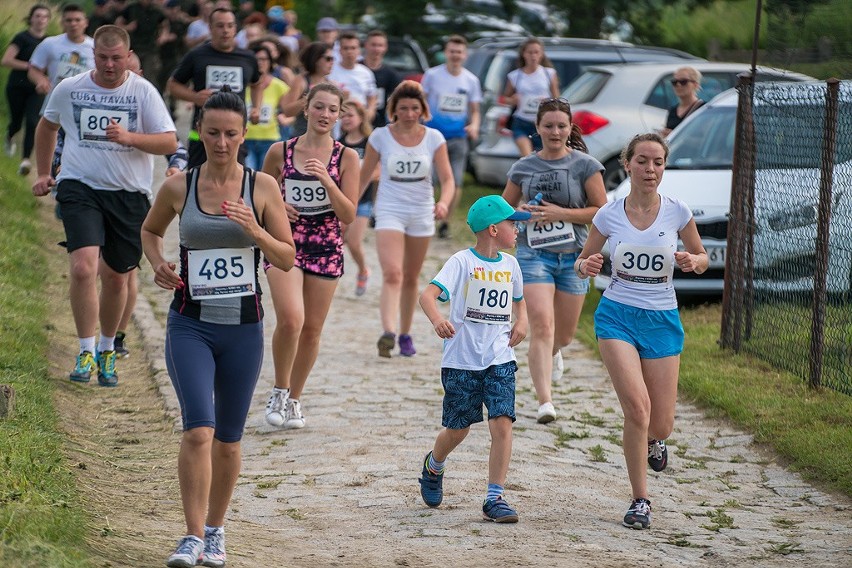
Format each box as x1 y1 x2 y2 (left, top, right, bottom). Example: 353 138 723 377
721 77 852 396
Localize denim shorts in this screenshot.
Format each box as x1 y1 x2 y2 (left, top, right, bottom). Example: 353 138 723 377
441 361 517 429
594 295 684 359
510 116 542 150
516 247 589 295
356 201 373 218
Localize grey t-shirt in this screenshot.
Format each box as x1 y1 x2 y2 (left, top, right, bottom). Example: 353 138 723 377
507 150 604 252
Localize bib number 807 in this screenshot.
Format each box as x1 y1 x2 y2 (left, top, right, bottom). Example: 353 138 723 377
620 252 665 271
198 256 245 280
477 288 509 309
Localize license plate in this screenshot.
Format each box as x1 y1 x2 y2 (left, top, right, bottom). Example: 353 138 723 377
706 245 726 268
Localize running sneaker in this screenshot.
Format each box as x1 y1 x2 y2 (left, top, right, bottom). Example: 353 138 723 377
623 498 652 529
265 388 288 427
648 439 668 472
437 221 450 239
114 332 130 358
96 350 119 387
18 159 32 176
284 398 305 429
166 535 204 567
202 526 226 567
4 138 16 158
70 351 96 383
551 349 564 383
355 271 369 297
536 401 556 424
377 332 395 358
482 496 519 523
418 452 443 507
398 334 416 357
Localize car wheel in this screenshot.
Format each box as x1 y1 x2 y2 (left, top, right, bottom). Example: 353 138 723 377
603 158 627 193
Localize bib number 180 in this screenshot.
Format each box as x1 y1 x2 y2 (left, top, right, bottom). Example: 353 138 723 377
477 287 509 309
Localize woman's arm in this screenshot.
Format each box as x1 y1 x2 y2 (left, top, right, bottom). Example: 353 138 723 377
1 44 27 71
280 75 307 117
501 179 523 208
432 142 455 220
358 142 380 199
676 219 709 275
141 175 185 290
574 224 608 279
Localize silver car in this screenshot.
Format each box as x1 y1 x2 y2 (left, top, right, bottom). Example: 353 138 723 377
472 62 813 190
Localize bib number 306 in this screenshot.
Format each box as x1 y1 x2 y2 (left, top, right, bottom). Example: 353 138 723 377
187 247 256 299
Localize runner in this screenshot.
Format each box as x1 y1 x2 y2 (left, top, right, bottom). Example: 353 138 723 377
502 37 560 157
338 101 376 296
261 83 359 429
358 80 454 358
362 30 401 129
501 98 606 424
2 4 50 176
417 195 529 523
141 86 295 567
328 31 377 122
167 7 262 168
27 3 93 92
243 44 289 170
281 41 335 138
31 25 177 386
421 35 481 239
574 132 708 529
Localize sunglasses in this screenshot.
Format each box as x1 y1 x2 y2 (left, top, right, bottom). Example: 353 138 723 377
670 79 694 86
538 97 571 108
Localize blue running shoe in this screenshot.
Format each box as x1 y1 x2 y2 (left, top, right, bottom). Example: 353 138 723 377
202 526 226 567
96 350 119 387
70 351 96 383
623 498 652 529
418 452 443 507
482 496 519 523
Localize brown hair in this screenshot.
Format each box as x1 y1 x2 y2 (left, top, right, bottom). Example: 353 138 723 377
366 29 387 40
536 98 587 153
306 82 346 110
445 34 467 48
343 100 373 139
516 37 553 69
93 25 130 49
621 133 669 165
338 31 360 44
386 80 431 122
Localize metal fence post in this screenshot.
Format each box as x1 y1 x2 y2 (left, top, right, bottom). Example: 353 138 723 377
809 78 840 389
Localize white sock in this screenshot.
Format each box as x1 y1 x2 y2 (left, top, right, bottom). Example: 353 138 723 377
98 334 115 353
79 337 96 355
273 386 289 396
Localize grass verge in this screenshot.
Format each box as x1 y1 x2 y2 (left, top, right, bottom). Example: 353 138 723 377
462 179 852 497
0 160 92 566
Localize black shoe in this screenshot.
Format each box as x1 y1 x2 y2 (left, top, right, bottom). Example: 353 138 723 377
437 222 449 239
114 332 130 358
648 439 668 472
623 498 651 529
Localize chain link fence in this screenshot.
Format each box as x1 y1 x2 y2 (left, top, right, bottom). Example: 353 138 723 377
721 77 852 395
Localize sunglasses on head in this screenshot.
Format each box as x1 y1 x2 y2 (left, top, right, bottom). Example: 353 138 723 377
538 97 571 109
671 79 693 86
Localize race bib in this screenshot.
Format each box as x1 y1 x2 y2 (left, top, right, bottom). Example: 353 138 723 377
56 61 88 82
521 95 544 115
284 178 332 215
258 104 273 125
388 152 429 182
206 65 242 91
438 93 467 114
612 243 674 286
527 220 575 249
187 247 256 300
464 278 512 324
375 87 386 109
79 108 130 142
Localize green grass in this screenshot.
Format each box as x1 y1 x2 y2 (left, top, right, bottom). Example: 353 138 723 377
462 179 852 496
0 163 92 565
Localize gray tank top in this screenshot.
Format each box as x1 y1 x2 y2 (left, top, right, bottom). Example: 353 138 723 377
171 167 264 324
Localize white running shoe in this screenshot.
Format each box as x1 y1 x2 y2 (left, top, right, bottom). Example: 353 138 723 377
536 402 557 424
552 349 564 383
285 398 305 429
166 535 203 568
265 388 288 427
18 159 31 176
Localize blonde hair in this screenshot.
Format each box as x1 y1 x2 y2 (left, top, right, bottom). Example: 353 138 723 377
93 25 130 50
343 100 372 139
675 66 702 85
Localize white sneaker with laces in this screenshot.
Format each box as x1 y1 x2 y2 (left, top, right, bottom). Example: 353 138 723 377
551 349 564 383
18 159 32 176
166 535 204 568
265 388 288 427
536 401 557 424
202 525 226 567
285 398 305 429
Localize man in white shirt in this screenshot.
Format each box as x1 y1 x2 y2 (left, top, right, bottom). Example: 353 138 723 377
329 31 377 122
421 35 482 238
32 25 177 387
28 3 95 94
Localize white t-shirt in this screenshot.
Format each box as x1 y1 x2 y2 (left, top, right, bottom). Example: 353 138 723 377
186 20 209 42
329 63 376 107
507 66 556 121
43 71 177 196
430 248 524 370
421 64 482 139
593 195 693 311
368 126 446 216
29 33 95 87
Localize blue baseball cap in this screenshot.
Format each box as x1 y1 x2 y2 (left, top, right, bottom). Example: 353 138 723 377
316 17 338 31
467 195 531 233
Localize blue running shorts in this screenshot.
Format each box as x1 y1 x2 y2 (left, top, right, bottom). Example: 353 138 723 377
594 295 684 359
441 361 517 429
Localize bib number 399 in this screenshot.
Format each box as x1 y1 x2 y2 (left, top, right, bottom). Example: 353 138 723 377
187 247 256 299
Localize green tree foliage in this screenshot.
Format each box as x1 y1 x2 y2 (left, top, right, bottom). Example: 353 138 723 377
371 0 429 37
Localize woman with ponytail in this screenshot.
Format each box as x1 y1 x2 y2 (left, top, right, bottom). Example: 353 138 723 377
501 97 606 424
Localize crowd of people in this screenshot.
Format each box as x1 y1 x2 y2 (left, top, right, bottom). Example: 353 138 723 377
2 2 710 564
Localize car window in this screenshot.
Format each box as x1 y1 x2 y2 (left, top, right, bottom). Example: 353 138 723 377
754 100 852 168
645 73 737 111
384 46 421 74
668 106 736 169
465 50 494 80
564 70 611 104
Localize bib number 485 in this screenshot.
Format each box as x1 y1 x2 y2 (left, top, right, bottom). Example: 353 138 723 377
197 256 245 280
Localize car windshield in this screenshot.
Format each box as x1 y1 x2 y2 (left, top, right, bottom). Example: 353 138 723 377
667 106 736 170
563 71 610 104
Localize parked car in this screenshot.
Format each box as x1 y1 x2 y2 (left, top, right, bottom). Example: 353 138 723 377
385 36 430 82
470 45 702 186
473 62 814 189
593 85 852 296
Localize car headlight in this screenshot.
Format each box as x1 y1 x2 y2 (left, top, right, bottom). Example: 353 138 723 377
767 203 818 231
